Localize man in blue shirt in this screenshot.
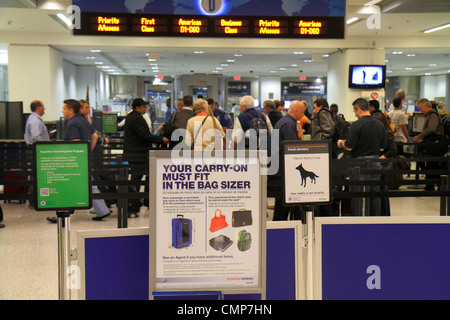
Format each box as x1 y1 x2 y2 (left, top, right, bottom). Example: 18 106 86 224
207 98 234 131
272 100 307 221
25 100 52 208
47 99 111 223
25 100 50 146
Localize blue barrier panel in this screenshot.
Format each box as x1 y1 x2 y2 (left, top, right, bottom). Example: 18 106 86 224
266 228 297 300
82 224 300 300
84 235 149 300
320 223 450 300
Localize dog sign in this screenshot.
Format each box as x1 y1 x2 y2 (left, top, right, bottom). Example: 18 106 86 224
282 141 332 205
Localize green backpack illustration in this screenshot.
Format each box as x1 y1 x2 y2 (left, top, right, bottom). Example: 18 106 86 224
237 230 251 252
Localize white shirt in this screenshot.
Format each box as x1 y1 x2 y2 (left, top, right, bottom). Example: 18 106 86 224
388 109 409 142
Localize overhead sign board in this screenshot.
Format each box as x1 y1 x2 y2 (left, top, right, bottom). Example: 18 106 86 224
72 0 346 39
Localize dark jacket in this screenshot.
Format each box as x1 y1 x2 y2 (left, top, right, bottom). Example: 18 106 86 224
124 110 163 154
170 108 195 130
268 109 283 127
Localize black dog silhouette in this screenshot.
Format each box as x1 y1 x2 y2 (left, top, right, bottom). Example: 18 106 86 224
296 163 319 187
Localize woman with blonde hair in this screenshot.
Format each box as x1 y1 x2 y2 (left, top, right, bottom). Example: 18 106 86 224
186 99 225 150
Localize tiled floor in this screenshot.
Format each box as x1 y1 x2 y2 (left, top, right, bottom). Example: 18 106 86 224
0 193 444 300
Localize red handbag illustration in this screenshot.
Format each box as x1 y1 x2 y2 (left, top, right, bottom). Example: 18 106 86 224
209 209 228 232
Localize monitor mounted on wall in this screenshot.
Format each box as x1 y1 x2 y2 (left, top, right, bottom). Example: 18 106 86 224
348 65 386 89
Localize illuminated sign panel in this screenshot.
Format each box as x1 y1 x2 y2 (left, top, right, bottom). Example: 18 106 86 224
73 0 345 39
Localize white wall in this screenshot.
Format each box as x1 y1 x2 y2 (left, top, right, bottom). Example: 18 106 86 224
420 74 449 105
259 76 281 104
327 49 385 121
63 60 77 101
0 66 8 101
8 45 64 120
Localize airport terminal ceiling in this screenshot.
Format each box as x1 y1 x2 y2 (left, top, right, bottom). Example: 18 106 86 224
0 0 449 78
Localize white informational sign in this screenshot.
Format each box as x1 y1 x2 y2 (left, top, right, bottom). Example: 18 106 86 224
152 153 262 290
283 141 331 205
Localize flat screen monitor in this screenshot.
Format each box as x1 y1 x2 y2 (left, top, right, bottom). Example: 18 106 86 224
412 112 425 133
348 65 386 89
284 100 292 109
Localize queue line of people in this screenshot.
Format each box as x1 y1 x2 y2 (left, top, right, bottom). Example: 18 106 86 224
15 92 448 228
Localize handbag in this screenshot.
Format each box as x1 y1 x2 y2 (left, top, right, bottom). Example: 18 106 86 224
209 209 228 232
159 112 177 139
232 209 253 227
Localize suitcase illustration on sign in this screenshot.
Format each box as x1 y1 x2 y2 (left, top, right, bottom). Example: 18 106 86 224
172 215 192 248
237 230 252 252
232 209 252 227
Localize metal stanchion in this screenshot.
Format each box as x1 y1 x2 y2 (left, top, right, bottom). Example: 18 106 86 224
353 166 361 216
364 160 371 217
440 176 447 216
56 210 73 300
118 167 128 229
305 205 314 300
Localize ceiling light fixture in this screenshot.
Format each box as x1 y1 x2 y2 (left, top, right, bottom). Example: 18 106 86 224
364 0 383 5
424 23 450 33
56 13 72 28
346 17 359 25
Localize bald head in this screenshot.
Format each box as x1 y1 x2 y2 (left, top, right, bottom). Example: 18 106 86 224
288 100 306 121
30 100 45 116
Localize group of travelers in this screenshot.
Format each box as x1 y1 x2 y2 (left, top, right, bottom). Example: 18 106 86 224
8 89 446 230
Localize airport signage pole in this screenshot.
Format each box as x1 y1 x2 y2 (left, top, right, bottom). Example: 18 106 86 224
33 141 92 300
281 140 332 300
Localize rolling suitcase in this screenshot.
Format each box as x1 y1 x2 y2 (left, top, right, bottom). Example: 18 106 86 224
172 215 192 248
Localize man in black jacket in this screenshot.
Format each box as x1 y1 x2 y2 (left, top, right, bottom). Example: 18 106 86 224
124 98 168 217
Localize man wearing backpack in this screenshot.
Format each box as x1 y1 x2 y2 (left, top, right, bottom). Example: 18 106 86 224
311 98 335 142
232 95 269 149
413 98 448 191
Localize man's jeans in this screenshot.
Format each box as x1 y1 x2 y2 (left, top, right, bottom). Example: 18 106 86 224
350 156 381 216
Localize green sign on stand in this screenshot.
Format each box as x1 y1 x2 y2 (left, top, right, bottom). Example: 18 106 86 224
102 113 118 134
33 141 92 211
